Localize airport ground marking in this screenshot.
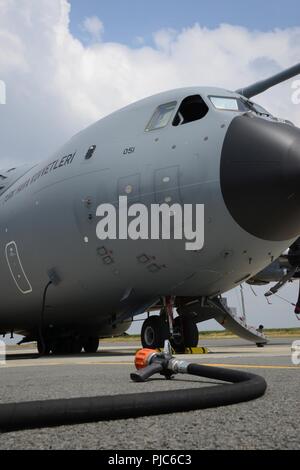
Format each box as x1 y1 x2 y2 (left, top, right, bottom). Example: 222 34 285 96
1 361 299 370
202 363 300 370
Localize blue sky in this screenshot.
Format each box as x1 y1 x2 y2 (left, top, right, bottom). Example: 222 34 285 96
70 0 300 45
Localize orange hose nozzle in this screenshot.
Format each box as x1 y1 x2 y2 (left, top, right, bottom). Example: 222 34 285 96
135 348 157 369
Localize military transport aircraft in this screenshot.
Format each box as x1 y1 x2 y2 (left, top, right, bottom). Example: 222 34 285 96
1 63 300 354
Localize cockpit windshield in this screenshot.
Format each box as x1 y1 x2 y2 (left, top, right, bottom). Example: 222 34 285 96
209 96 249 112
209 95 272 118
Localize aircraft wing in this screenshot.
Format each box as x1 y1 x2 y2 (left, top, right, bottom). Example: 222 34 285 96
0 163 37 198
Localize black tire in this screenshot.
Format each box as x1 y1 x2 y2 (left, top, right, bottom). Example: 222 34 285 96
51 339 69 355
49 337 83 355
83 337 99 353
171 316 199 353
71 338 82 354
37 338 51 355
141 316 169 349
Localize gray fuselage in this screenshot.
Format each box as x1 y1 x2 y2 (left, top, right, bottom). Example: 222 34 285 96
0 86 298 337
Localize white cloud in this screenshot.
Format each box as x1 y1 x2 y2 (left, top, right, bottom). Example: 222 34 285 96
81 15 104 42
0 0 299 167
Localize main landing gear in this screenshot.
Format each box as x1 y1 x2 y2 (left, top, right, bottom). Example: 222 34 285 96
37 336 99 355
141 296 199 353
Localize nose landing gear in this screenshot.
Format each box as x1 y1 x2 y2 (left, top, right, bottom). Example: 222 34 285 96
140 297 199 353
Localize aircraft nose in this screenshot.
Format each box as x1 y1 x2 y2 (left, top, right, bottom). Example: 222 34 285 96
220 114 300 241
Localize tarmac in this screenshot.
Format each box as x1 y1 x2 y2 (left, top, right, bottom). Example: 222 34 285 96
0 337 299 450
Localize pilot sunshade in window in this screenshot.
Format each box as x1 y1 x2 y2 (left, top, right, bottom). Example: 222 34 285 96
172 95 209 126
210 96 249 112
249 102 271 116
145 101 177 131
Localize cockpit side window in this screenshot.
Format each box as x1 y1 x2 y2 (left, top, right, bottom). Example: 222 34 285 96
173 95 209 126
145 101 177 131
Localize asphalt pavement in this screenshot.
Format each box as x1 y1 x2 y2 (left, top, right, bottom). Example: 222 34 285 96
0 337 299 450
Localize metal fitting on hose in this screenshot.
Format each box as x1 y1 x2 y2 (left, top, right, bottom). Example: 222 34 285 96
131 340 189 382
168 358 189 374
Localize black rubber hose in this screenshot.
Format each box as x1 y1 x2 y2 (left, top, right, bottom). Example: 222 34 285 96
0 364 266 433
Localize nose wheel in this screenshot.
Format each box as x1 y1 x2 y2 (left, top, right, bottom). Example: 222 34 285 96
170 316 199 353
141 316 169 349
